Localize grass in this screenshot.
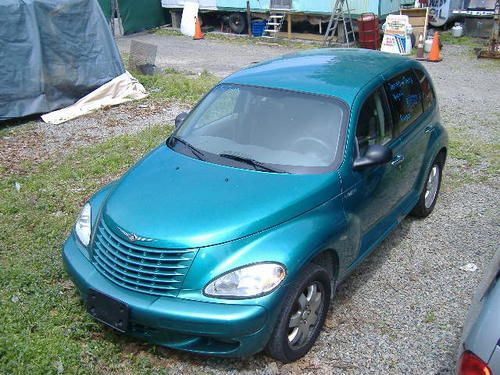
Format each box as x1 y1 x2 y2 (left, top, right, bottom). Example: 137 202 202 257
0 67 220 373
1 43 498 373
437 31 493 60
439 31 483 48
2 120 495 373
151 27 318 49
2 120 496 373
446 127 500 186
134 69 220 103
0 125 178 374
424 311 436 323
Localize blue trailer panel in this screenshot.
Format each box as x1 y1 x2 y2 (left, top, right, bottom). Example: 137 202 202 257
163 0 400 18
217 0 398 17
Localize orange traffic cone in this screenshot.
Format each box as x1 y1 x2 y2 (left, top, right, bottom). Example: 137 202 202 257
193 16 204 40
416 33 425 60
427 31 442 62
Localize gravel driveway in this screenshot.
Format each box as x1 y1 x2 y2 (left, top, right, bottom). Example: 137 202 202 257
1 35 499 374
115 32 297 77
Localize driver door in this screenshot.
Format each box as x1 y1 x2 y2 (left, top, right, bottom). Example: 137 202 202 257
342 87 403 260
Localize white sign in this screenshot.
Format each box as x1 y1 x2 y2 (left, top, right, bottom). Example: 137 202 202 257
381 15 413 55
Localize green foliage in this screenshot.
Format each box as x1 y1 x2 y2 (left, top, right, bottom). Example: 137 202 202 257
0 125 173 374
134 70 219 103
424 311 436 323
446 128 499 187
151 27 318 49
439 31 483 47
448 128 499 174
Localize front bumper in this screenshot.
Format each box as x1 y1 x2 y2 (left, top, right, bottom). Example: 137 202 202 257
62 236 275 357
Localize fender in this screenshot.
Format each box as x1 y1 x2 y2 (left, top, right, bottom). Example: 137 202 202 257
414 116 448 196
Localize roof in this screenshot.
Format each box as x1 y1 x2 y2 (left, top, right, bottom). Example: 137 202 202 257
223 48 409 105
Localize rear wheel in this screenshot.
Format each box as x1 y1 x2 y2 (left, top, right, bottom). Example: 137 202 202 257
266 263 331 363
228 13 246 34
410 153 444 218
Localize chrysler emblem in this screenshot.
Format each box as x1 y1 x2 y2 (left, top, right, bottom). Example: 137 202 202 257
117 227 154 243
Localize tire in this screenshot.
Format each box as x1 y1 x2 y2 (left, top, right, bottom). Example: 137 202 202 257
266 263 331 363
410 153 445 218
228 13 246 34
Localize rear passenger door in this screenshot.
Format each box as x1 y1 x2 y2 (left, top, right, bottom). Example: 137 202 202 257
383 69 430 209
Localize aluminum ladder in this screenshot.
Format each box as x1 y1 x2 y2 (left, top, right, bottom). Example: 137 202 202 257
262 12 286 38
323 0 356 47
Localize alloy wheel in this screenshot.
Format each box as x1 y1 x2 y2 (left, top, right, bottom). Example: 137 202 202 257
287 282 324 348
424 164 440 209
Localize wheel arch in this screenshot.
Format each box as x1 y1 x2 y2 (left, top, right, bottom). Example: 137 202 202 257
437 146 447 164
310 248 340 297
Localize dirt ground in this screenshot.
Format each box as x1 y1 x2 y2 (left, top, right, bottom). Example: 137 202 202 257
1 35 499 374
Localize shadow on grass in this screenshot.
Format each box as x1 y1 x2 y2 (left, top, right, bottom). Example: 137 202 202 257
0 114 41 134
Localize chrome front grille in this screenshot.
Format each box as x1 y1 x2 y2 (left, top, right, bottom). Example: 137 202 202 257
91 220 197 297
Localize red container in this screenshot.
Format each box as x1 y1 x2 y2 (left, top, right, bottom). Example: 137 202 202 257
357 13 380 50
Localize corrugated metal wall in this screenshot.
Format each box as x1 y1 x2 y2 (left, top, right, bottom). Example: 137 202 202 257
99 0 169 34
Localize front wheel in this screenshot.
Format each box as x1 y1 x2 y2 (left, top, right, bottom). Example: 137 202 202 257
266 263 331 363
228 13 246 34
410 154 444 218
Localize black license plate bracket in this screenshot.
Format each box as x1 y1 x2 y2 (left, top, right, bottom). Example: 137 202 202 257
86 289 129 332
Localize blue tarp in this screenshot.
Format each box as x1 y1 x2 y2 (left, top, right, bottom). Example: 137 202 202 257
0 0 124 120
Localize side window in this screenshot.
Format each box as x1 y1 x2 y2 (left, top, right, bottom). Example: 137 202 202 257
414 69 436 111
356 88 393 156
385 70 424 135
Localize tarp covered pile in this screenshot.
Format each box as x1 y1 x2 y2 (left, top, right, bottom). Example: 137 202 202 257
0 0 125 120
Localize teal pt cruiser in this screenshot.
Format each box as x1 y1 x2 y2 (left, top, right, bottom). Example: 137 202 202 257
63 49 448 362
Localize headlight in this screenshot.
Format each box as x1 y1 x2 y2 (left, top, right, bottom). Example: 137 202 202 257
75 203 91 246
204 262 286 298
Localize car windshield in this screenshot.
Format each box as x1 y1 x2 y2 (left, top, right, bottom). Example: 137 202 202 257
171 84 347 174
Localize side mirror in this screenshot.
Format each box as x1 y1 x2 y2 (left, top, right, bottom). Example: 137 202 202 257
353 144 393 171
175 112 188 129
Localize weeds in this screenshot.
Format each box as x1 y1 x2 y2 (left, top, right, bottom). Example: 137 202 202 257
446 127 499 187
439 31 483 48
151 27 318 49
0 125 173 374
134 70 219 103
424 311 436 323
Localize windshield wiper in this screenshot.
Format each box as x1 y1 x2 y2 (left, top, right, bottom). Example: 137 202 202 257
219 153 288 173
169 136 205 160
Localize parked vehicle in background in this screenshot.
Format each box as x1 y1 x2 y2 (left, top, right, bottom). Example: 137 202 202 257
457 250 500 375
428 0 463 27
63 49 448 362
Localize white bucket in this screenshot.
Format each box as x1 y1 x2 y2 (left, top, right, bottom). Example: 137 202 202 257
424 38 434 53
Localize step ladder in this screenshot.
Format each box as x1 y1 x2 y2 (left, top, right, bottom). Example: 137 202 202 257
262 12 286 38
323 0 356 47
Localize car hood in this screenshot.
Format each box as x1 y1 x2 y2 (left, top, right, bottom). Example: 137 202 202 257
100 145 341 249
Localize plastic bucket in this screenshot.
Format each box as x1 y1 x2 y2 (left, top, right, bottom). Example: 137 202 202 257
252 20 267 37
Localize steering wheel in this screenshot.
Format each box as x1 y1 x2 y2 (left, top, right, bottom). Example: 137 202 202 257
291 137 331 156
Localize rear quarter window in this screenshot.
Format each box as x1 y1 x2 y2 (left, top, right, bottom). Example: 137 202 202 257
385 70 423 135
414 68 436 111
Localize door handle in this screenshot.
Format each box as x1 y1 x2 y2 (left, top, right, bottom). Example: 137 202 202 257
391 154 405 166
424 125 435 134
